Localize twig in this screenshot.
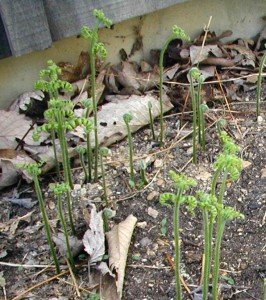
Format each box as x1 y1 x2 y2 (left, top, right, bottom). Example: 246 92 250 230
127 264 171 269
57 277 98 294
66 258 80 298
11 270 69 300
0 261 64 269
214 69 242 137
196 16 213 68
165 254 193 299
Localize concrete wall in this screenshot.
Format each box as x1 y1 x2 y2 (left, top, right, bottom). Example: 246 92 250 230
0 0 265 109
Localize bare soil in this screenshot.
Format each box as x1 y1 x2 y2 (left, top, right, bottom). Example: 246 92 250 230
0 93 266 300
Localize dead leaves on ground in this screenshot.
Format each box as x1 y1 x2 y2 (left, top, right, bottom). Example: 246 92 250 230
82 204 137 299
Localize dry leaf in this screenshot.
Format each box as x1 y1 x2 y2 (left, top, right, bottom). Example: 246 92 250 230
71 93 173 148
0 211 34 236
0 110 49 149
106 214 137 298
53 233 83 258
190 45 224 65
0 149 35 190
8 91 45 113
89 266 120 300
83 203 105 263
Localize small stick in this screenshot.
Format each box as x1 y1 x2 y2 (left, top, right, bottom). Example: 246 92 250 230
11 270 69 300
165 254 193 298
66 258 80 298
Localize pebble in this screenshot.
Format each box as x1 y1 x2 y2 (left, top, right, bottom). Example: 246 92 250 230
257 115 264 124
139 237 152 247
148 207 159 218
154 159 163 168
136 221 147 229
147 191 159 201
261 167 266 178
186 146 193 155
156 179 164 186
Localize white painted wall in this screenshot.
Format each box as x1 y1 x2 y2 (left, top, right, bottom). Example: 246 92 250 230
0 0 265 109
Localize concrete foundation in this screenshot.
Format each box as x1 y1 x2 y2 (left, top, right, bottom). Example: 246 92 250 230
0 0 265 109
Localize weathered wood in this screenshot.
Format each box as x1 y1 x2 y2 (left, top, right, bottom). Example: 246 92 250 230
0 0 188 58
0 0 52 57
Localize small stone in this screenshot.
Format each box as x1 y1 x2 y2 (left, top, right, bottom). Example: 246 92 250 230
136 221 147 229
139 237 152 247
73 184 81 190
186 146 193 155
257 115 264 124
80 187 87 197
156 179 164 186
48 201 56 210
148 207 159 218
261 167 266 178
195 170 211 181
147 191 159 201
154 159 163 168
242 161 252 169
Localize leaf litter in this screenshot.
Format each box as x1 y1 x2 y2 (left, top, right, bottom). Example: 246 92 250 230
0 23 266 300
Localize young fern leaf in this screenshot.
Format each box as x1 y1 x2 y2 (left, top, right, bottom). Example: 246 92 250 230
159 193 176 207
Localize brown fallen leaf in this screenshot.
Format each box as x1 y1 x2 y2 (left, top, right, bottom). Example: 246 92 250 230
0 110 45 149
0 211 34 236
0 149 35 190
71 93 173 148
106 214 137 298
53 233 83 258
83 203 105 263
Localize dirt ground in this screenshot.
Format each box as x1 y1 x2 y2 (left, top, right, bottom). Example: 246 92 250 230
0 88 265 300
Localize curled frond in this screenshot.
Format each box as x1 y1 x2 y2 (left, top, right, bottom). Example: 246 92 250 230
188 67 201 81
17 161 45 177
94 42 107 58
50 182 71 196
172 25 190 41
76 145 86 155
169 170 197 191
93 9 112 28
160 193 176 207
220 206 244 221
99 147 109 157
80 26 93 39
123 112 133 124
184 195 197 215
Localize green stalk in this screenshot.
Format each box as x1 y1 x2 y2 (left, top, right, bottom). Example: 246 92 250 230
57 111 73 189
90 31 99 182
263 278 266 300
86 132 92 182
212 216 226 299
173 189 183 300
50 128 60 178
256 49 266 117
197 80 202 144
66 189 76 236
158 26 190 146
57 193 76 274
77 146 88 183
33 176 60 273
123 113 135 186
211 168 222 196
99 148 108 206
202 209 210 300
140 168 148 185
127 122 134 185
200 104 208 150
148 101 156 140
158 37 173 146
218 171 228 204
189 72 197 164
